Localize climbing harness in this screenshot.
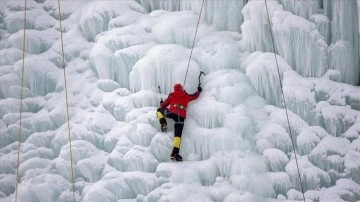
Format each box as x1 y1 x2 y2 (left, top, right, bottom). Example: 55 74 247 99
183 0 205 87
14 0 27 201
172 104 186 110
264 0 306 201
57 0 76 201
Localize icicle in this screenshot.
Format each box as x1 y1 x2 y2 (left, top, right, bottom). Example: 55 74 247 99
13 57 60 96
113 43 156 88
320 105 359 136
268 172 292 196
309 136 350 172
263 148 289 172
276 0 321 20
328 41 359 85
243 52 291 107
0 48 23 66
202 0 246 32
324 0 360 85
285 157 331 192
138 0 247 32
79 3 112 42
344 151 360 184
283 71 317 123
310 14 330 44
90 43 116 81
241 0 283 52
272 10 329 78
129 44 199 94
297 126 328 156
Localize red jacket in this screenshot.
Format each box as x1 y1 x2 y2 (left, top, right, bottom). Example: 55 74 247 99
161 85 200 118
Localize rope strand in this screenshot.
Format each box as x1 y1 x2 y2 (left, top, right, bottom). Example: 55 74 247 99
264 0 306 201
57 0 76 201
183 0 205 87
14 0 27 201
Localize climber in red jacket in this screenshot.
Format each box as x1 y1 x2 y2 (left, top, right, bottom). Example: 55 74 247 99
157 83 202 161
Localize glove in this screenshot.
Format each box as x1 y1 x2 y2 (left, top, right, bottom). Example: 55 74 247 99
160 100 163 104
197 86 202 92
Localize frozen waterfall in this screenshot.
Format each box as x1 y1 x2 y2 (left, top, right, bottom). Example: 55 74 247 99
0 0 360 202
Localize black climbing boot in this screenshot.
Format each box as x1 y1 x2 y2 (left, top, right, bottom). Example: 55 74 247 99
170 153 182 162
161 123 167 132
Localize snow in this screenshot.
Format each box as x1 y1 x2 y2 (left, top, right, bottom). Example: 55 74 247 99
1 0 360 202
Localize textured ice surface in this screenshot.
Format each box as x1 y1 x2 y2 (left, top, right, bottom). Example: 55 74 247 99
241 0 283 53
138 0 247 33
277 0 321 20
272 10 328 78
1 0 360 202
242 51 292 107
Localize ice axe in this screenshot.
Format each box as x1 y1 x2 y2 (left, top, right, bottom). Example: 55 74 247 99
198 71 205 87
158 86 163 103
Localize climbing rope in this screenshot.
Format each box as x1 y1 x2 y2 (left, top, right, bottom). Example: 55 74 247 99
264 0 306 201
57 0 76 201
14 0 27 201
183 0 205 88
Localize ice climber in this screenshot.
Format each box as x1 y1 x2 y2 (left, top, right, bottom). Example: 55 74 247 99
157 83 202 162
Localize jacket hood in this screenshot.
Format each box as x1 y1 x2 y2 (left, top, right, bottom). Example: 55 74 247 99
173 83 183 92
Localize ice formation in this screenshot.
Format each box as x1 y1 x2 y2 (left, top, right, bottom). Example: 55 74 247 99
241 0 360 85
0 0 360 202
272 10 328 78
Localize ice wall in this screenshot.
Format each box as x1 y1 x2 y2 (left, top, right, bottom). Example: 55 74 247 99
1 0 360 201
137 0 247 33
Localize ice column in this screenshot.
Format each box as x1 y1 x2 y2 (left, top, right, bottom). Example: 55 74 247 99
138 0 247 32
310 14 330 45
276 0 321 20
201 0 247 32
90 43 116 81
243 52 292 107
181 0 247 32
241 0 283 52
13 57 60 96
79 1 128 42
137 0 181 12
129 44 199 94
272 11 328 78
324 0 360 85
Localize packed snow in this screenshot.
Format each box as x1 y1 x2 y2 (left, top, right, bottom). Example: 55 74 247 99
0 0 360 202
